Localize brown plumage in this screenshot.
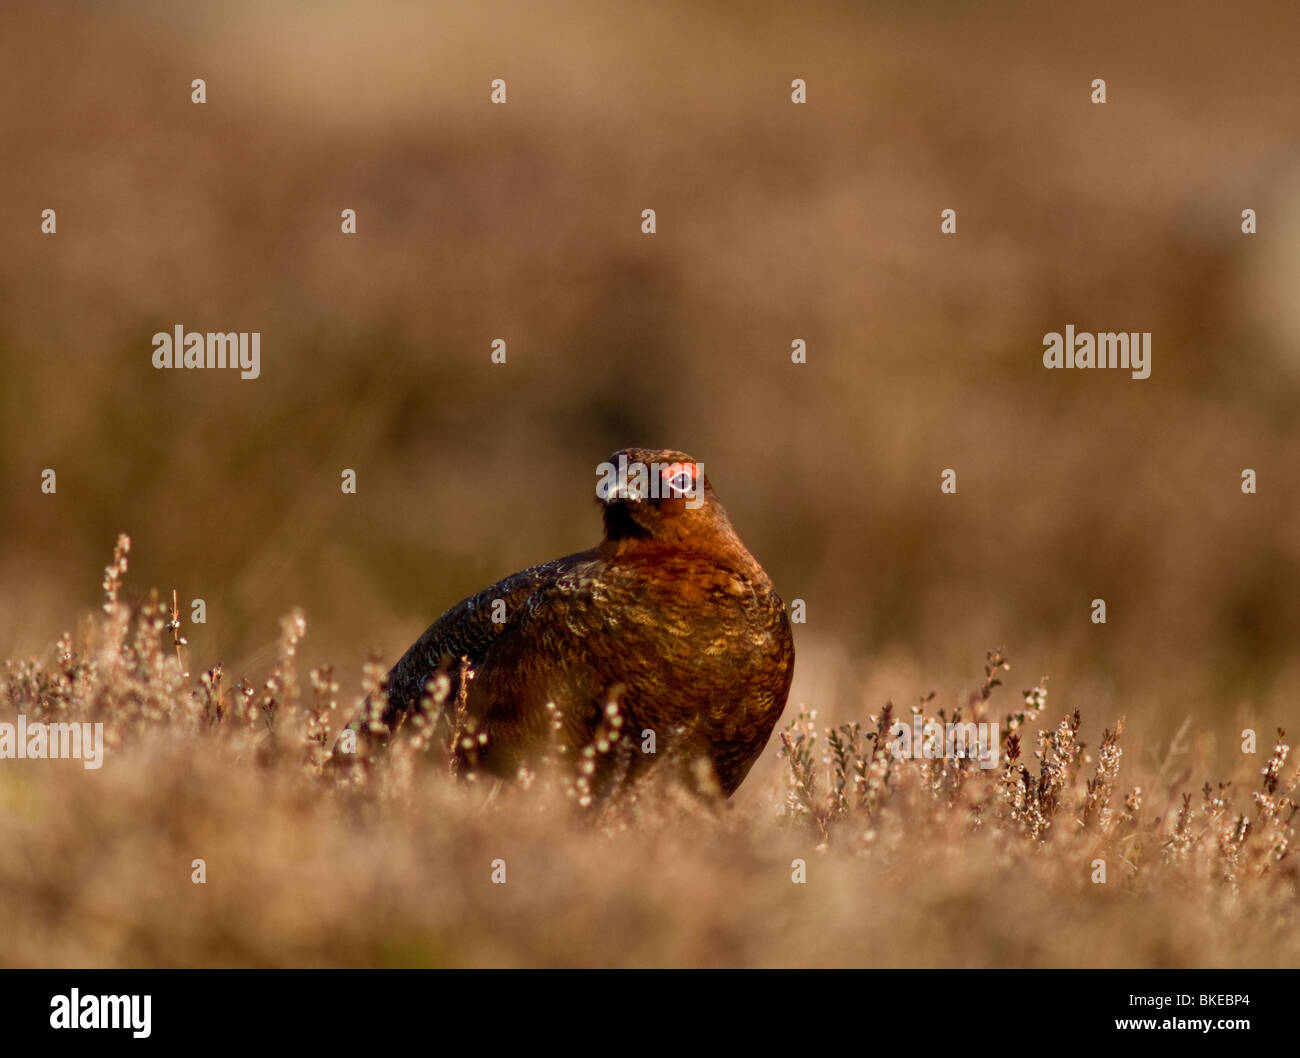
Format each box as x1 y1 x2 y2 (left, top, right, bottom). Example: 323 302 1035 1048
335 447 794 797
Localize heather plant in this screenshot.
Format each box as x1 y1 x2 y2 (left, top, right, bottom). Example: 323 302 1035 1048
776 651 1297 907
1 539 1296 968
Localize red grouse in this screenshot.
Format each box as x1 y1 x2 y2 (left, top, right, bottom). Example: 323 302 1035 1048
335 448 795 796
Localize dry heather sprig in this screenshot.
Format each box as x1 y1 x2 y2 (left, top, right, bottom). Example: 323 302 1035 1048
971 648 1009 723
574 687 629 808
194 664 224 727
1083 718 1125 832
409 671 452 755
1248 729 1294 880
447 656 476 777
360 649 390 737
304 664 340 768
777 707 821 826
1032 709 1083 830
255 611 306 729
98 534 133 691
1005 676 1048 736
167 589 188 677
101 533 130 614
861 701 896 818
826 722 861 817
1257 729 1288 804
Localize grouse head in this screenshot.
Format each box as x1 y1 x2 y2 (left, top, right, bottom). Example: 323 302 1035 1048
595 446 762 568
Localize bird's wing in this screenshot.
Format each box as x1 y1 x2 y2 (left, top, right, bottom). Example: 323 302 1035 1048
375 550 594 727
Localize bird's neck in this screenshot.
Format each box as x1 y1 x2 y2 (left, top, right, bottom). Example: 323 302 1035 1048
600 525 772 587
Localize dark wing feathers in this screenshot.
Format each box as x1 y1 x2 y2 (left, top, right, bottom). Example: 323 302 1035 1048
377 552 592 728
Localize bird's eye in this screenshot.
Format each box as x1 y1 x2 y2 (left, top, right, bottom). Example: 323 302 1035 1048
664 469 695 497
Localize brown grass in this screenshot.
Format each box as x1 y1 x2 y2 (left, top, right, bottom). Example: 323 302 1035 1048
1 538 1294 968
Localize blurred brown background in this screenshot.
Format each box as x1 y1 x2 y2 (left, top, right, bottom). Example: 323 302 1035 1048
2 0 1298 782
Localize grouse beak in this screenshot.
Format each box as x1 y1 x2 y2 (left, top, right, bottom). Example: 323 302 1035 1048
602 480 644 505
